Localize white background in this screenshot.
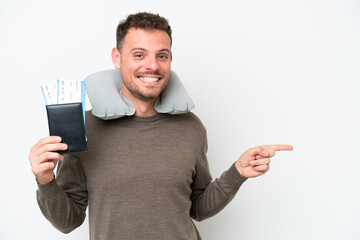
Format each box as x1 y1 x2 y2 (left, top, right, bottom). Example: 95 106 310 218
0 0 359 239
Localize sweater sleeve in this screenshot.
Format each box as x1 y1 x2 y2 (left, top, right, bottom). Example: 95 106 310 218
190 133 247 221
36 153 88 233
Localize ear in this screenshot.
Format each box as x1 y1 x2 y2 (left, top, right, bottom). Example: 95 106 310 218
111 47 121 69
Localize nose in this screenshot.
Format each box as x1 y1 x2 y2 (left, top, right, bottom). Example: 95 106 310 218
144 56 160 72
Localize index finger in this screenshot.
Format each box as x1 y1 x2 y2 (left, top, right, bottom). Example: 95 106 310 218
32 136 62 150
268 144 293 152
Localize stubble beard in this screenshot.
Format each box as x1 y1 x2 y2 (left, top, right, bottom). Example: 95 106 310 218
121 71 169 103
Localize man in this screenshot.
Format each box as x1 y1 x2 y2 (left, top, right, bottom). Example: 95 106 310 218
29 12 293 239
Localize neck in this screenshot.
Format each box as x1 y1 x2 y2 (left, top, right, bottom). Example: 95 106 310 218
133 101 157 117
121 90 158 117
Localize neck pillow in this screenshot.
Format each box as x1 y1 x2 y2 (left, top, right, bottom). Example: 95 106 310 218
85 69 195 120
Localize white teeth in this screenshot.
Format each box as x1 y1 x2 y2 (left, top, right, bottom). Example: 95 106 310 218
139 77 160 82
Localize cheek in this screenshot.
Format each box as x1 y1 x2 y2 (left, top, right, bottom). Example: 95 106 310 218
121 57 141 73
160 62 171 73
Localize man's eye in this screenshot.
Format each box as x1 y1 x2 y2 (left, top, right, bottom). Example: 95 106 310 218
159 55 168 59
134 54 144 58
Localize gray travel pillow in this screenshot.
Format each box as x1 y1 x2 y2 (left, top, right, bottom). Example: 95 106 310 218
85 69 195 120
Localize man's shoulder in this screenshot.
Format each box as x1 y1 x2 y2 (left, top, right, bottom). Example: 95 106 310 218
181 111 204 125
85 110 102 125
170 112 206 132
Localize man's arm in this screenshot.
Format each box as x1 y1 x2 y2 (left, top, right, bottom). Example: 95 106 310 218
29 137 88 233
190 136 293 221
190 162 247 221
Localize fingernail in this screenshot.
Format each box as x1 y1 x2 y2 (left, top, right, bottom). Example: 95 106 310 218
263 150 268 155
56 137 61 142
62 144 68 149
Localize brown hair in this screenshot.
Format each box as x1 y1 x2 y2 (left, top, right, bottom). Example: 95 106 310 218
116 12 172 51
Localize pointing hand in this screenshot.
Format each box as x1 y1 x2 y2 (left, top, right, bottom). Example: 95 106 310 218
235 144 293 178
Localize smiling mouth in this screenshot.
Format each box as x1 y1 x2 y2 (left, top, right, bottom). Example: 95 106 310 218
138 76 161 83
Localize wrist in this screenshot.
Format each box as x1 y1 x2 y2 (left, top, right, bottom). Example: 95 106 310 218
235 161 244 177
36 173 55 185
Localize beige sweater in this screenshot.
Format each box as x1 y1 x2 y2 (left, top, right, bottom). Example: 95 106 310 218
37 111 247 240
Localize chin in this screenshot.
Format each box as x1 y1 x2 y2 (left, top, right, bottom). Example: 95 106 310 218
134 90 161 102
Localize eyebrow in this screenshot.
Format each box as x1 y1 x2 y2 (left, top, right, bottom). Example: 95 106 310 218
158 48 171 53
131 48 170 53
131 48 146 52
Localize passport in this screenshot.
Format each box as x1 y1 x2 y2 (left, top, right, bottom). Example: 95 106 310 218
46 102 87 154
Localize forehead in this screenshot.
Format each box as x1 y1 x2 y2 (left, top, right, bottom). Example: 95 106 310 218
122 28 171 51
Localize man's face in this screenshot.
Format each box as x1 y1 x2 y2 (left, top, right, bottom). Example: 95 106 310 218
113 28 172 102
